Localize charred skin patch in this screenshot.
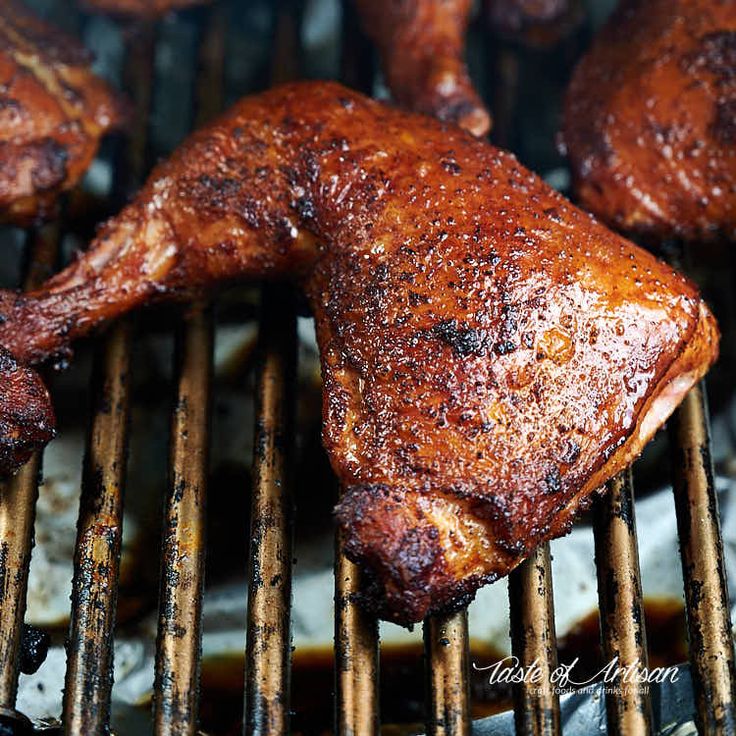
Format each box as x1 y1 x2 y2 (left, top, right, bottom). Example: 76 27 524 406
432 319 486 357
0 347 55 476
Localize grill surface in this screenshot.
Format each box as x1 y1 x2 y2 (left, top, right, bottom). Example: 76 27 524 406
593 469 652 734
0 2 734 735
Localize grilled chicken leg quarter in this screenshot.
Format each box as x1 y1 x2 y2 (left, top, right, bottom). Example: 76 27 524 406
563 0 736 242
0 1 124 224
355 0 491 136
0 82 718 622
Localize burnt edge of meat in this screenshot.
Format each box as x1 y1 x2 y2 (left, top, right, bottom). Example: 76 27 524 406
0 347 55 477
334 483 495 625
335 476 612 625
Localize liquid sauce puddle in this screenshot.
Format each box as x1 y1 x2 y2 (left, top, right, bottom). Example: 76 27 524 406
190 597 687 735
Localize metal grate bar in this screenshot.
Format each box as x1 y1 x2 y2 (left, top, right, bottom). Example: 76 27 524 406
62 319 132 733
593 469 653 734
0 221 60 713
243 287 297 735
153 6 225 733
669 384 736 735
334 537 380 736
242 5 301 734
424 610 471 736
508 543 561 736
62 25 156 733
153 302 213 736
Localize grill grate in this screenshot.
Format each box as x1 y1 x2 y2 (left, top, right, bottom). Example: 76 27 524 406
153 6 222 735
245 287 297 734
424 611 472 736
63 318 132 732
593 469 652 733
509 544 560 735
0 2 733 735
153 300 213 734
670 385 736 734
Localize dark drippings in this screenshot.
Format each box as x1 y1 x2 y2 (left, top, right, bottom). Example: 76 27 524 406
192 597 687 735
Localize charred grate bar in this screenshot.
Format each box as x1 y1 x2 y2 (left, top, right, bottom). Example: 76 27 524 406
670 384 736 734
593 469 653 734
244 285 297 736
0 3 732 736
509 544 561 736
62 19 157 732
153 5 224 734
62 318 132 733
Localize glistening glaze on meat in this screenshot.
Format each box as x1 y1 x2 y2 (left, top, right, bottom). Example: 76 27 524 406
0 1 124 224
563 0 736 242
355 0 491 136
0 82 719 622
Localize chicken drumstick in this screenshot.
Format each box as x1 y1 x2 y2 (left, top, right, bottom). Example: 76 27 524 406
355 0 491 137
0 82 718 622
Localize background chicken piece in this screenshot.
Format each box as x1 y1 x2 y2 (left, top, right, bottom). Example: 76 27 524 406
355 0 491 136
0 1 124 225
0 81 718 622
0 347 54 477
79 0 211 18
563 0 736 242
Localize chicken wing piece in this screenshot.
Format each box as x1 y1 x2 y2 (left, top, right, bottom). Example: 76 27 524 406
0 348 55 478
355 0 491 137
563 0 736 242
0 1 124 225
0 81 718 622
79 0 210 18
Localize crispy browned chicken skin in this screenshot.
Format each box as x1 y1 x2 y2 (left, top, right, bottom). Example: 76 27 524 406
0 82 718 621
355 0 491 136
79 0 210 17
0 348 54 477
0 1 124 224
563 0 736 242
